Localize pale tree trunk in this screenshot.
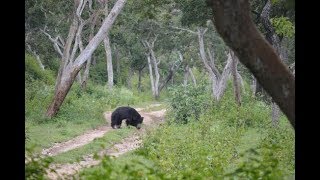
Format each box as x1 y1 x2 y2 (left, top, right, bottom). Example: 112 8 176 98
180 51 189 87
213 53 232 101
114 44 120 83
197 27 232 102
252 77 263 96
159 52 182 91
146 54 155 96
150 46 160 99
143 37 160 99
230 51 241 106
76 73 82 83
127 65 133 89
102 2 113 89
104 35 113 89
46 0 126 118
183 64 189 87
237 71 245 93
81 9 101 90
137 64 146 92
208 0 295 129
188 67 197 86
26 44 45 70
138 69 143 92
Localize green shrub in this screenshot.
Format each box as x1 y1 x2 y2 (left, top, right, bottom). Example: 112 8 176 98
25 146 54 180
167 81 211 124
225 144 284 179
80 155 168 179
25 53 55 85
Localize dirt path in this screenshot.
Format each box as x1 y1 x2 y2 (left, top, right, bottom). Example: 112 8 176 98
41 103 162 156
45 104 166 180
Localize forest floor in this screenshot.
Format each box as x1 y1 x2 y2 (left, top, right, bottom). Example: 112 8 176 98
44 103 166 179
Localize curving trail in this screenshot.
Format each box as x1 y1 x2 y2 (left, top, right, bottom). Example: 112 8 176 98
45 104 166 179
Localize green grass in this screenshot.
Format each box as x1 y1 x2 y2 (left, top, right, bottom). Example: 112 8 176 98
51 127 135 164
26 118 106 153
25 58 160 153
78 84 295 179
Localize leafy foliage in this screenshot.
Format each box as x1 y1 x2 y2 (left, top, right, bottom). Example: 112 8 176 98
176 0 212 27
80 155 167 179
225 145 283 179
25 53 55 84
25 146 54 180
271 16 295 38
167 80 210 124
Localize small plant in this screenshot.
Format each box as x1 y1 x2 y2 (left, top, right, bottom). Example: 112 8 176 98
224 144 283 179
25 146 54 180
271 16 295 38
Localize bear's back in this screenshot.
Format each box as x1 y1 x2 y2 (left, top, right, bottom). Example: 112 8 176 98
112 106 140 118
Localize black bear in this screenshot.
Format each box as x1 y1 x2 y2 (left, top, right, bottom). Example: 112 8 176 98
111 106 144 129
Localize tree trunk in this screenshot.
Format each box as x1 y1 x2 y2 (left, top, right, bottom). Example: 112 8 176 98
181 51 189 87
104 35 113 89
272 102 280 127
188 67 197 86
183 64 189 87
114 45 120 74
208 0 295 129
26 44 45 70
127 65 133 89
138 69 142 92
146 54 155 96
76 73 82 84
81 8 101 90
46 0 127 118
231 52 241 106
159 61 180 92
197 28 218 98
46 65 80 117
143 38 160 99
261 0 287 127
150 47 160 99
81 58 92 90
197 27 231 102
214 53 232 101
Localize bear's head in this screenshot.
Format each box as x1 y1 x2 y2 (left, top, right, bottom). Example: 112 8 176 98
135 117 144 129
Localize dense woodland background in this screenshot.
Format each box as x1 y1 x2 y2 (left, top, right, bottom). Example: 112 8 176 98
25 0 295 179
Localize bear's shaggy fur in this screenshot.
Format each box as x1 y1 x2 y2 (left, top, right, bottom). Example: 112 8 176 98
111 106 144 129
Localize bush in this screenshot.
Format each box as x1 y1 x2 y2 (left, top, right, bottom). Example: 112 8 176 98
225 145 283 179
25 53 55 85
25 146 54 180
80 155 167 179
167 81 211 124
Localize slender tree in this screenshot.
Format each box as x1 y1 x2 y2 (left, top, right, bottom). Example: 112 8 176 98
207 0 295 129
46 0 127 118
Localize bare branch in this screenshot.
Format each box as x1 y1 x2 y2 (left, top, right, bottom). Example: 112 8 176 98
26 44 45 70
207 48 221 79
40 29 64 57
170 26 197 35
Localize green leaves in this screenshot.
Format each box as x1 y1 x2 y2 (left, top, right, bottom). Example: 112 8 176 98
168 81 210 124
176 0 213 27
271 16 295 38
